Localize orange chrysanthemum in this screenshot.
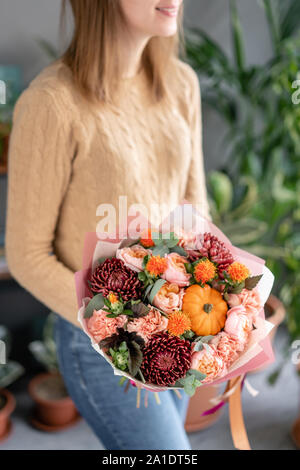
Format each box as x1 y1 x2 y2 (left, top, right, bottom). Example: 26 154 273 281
140 228 155 248
146 255 167 277
167 310 192 337
108 292 119 304
194 259 217 284
227 262 250 283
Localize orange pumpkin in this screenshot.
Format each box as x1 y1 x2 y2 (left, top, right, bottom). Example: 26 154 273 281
182 284 228 336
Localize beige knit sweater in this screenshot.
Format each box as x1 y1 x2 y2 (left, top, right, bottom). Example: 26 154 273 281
5 58 211 327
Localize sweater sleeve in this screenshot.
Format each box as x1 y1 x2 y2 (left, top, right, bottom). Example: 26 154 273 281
183 67 212 221
5 88 80 328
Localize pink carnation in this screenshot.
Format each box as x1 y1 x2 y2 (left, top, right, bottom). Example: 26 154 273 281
191 344 227 383
162 253 191 287
127 306 168 343
224 305 253 344
152 282 184 314
210 331 245 366
87 309 127 343
116 244 150 272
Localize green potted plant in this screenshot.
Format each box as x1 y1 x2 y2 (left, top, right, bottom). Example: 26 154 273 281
0 122 10 174
0 325 24 441
28 313 80 431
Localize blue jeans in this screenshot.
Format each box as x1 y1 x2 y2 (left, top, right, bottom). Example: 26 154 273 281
53 314 191 450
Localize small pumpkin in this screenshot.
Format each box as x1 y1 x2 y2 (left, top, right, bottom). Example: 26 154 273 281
182 284 228 336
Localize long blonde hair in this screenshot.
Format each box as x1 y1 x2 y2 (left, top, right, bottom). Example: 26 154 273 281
61 0 185 105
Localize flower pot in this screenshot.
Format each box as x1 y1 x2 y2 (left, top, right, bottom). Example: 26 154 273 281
0 388 16 442
28 372 80 430
184 383 223 433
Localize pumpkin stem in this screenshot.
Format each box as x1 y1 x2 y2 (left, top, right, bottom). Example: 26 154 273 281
203 303 213 314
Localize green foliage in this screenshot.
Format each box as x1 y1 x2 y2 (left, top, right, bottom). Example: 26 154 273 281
0 326 24 388
185 0 300 343
175 369 206 396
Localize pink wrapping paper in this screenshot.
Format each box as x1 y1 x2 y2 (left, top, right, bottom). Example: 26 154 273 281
75 202 275 391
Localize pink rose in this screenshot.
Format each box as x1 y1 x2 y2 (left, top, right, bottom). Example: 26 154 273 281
191 344 227 383
116 244 150 272
87 309 127 343
162 253 191 287
152 282 184 314
224 305 252 344
211 332 245 366
227 288 262 323
127 306 168 343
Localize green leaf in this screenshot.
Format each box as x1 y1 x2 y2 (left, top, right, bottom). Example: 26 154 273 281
151 245 170 257
148 279 167 304
171 245 188 256
188 369 207 381
244 274 263 290
138 271 147 282
230 0 246 75
84 294 105 318
123 309 134 316
229 282 245 294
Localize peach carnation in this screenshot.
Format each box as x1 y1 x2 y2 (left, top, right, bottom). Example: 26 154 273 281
227 288 262 323
224 305 253 344
176 229 197 251
227 262 250 282
191 344 227 383
152 282 184 314
211 331 245 366
116 244 150 272
87 309 127 343
162 253 191 287
146 255 168 277
127 306 168 343
167 310 191 337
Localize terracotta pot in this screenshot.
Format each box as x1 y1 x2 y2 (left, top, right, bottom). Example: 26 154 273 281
28 372 79 430
184 384 222 433
0 388 16 441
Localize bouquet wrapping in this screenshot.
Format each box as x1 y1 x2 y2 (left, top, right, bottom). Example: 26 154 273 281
75 203 275 398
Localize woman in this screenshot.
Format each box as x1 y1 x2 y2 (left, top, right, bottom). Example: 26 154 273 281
5 0 211 450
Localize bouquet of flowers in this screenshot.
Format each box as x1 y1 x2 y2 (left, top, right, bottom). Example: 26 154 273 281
75 204 275 400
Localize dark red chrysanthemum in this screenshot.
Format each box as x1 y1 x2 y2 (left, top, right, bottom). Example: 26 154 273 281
140 333 191 386
89 257 143 301
187 232 234 279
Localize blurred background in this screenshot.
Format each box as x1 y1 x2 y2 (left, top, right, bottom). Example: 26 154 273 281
0 0 299 450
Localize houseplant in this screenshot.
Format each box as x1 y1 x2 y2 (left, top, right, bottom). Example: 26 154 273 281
184 0 300 359
0 325 24 441
28 313 80 431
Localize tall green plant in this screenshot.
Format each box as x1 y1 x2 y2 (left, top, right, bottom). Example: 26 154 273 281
185 0 300 341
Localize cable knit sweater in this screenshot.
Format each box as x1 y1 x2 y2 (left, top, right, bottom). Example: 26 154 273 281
5 58 211 327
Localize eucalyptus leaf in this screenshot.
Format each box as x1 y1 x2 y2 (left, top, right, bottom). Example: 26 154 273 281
148 279 167 304
127 341 143 377
84 294 105 318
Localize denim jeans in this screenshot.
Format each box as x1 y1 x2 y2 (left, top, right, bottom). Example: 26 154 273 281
53 314 191 450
